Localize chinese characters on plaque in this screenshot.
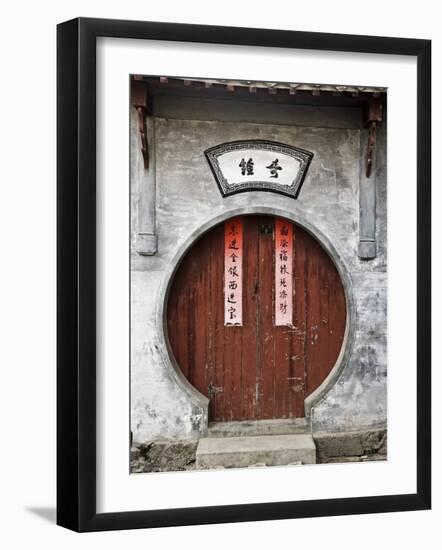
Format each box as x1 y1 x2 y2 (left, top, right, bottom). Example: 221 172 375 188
275 218 293 326
238 157 283 178
239 157 254 176
266 158 282 178
224 218 243 325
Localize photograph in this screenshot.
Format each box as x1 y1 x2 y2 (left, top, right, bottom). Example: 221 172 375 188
129 74 388 473
0 0 435 543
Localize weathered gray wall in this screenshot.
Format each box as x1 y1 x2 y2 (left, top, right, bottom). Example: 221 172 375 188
130 102 387 444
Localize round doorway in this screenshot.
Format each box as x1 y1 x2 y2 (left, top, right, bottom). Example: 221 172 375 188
166 214 347 422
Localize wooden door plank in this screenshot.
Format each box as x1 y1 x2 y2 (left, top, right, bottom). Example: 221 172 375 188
168 256 191 380
317 244 331 389
209 224 225 420
291 225 307 416
257 216 275 419
206 230 216 420
189 243 208 395
328 260 347 373
304 233 322 396
223 326 242 420
272 220 293 418
241 216 260 420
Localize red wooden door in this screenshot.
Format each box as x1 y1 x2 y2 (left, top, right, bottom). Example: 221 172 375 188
166 215 346 422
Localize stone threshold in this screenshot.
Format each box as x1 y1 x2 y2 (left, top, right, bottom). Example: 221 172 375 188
196 433 316 469
207 418 310 438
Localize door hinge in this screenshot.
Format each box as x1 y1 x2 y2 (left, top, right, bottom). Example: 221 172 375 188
208 383 223 398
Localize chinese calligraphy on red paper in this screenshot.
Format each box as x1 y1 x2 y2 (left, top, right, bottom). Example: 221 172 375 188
224 218 243 325
275 218 293 326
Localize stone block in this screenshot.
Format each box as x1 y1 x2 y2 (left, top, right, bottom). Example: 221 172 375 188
314 428 387 462
314 431 364 458
361 429 387 455
132 440 198 472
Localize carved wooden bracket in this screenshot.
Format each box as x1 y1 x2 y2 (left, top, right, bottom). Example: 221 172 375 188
137 106 149 169
132 79 151 170
364 99 383 178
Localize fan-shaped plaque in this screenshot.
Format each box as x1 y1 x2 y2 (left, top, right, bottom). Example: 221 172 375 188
205 140 313 199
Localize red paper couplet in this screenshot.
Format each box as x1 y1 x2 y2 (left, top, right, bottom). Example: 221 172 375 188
275 218 293 326
224 218 243 326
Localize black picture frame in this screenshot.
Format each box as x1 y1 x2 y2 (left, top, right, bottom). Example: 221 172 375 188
57 17 431 532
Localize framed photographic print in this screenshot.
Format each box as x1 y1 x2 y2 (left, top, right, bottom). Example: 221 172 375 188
57 17 431 531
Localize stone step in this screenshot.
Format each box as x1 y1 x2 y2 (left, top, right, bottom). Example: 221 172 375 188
208 418 310 438
196 434 316 469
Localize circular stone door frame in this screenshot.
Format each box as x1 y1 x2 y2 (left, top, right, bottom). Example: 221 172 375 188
156 205 356 430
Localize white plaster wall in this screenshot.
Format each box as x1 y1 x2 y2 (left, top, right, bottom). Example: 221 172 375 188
130 112 387 443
